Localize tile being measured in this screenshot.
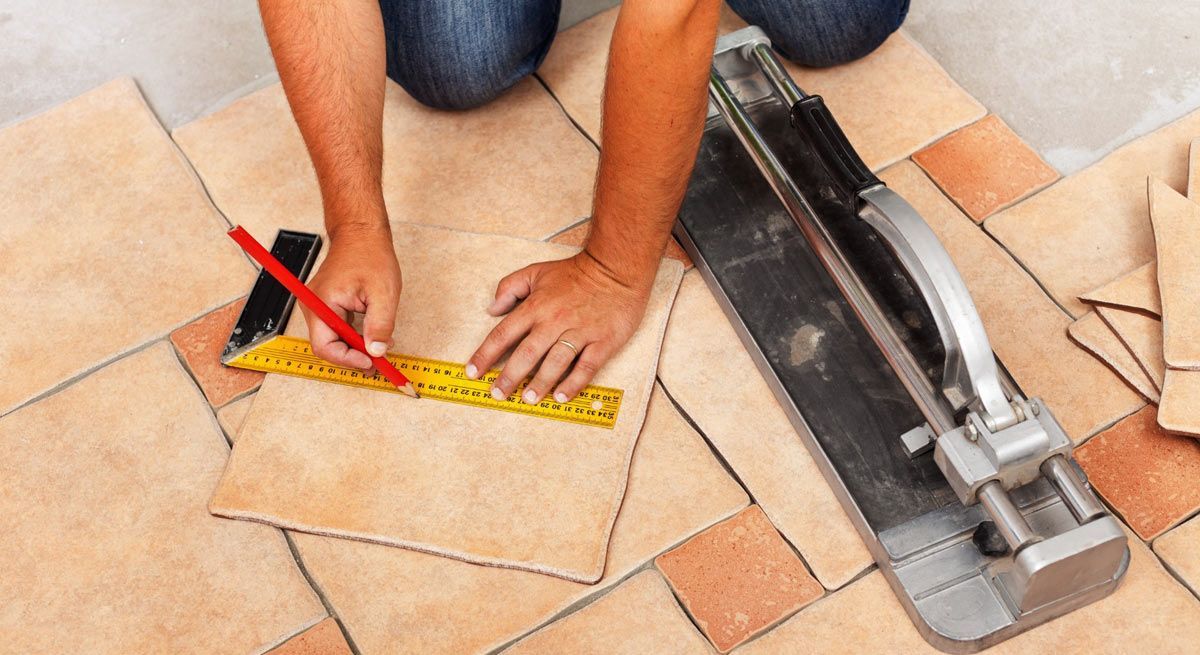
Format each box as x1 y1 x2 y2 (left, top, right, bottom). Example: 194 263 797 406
501 570 711 655
172 79 597 240
170 298 264 407
882 162 1144 440
211 224 685 583
0 344 325 653
290 386 749 655
1067 312 1158 403
1148 178 1200 368
0 79 253 415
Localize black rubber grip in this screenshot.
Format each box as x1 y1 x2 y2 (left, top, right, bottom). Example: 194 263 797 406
789 95 881 200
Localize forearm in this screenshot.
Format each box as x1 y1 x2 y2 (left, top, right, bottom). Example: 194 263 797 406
258 0 388 240
585 0 721 285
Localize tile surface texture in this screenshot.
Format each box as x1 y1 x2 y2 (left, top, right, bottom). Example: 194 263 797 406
1068 312 1158 403
290 387 749 655
882 162 1144 440
1154 514 1200 595
1075 406 1200 540
172 79 597 240
1191 139 1200 198
905 1 1200 174
1149 178 1200 368
212 224 684 583
985 108 1200 317
1079 262 1161 316
501 570 712 655
0 344 325 653
656 506 823 653
170 298 264 407
658 273 872 588
912 114 1057 221
550 219 693 268
269 618 352 655
538 7 983 169
1159 369 1200 438
0 79 252 416
1096 306 1166 391
217 392 256 442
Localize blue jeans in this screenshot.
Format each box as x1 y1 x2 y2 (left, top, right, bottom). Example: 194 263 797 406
380 0 910 110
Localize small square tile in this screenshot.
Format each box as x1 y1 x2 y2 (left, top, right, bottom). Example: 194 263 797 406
1154 513 1200 595
656 505 823 652
550 220 693 269
217 392 256 442
1075 406 1200 539
269 618 351 655
913 115 1058 221
170 298 264 407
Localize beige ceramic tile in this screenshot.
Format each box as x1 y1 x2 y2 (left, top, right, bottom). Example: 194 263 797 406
985 109 1200 317
1155 514 1200 596
1149 178 1200 368
501 570 712 655
217 392 256 442
1079 261 1161 316
173 79 597 240
735 525 1200 654
1068 312 1159 402
1096 306 1166 391
1190 138 1200 199
882 162 1145 440
212 224 685 583
539 8 983 169
1160 369 1200 437
269 618 352 655
0 344 325 653
658 273 871 588
0 79 252 416
290 386 749 655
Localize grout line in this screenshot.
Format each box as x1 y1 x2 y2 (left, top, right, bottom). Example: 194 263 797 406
282 533 364 655
542 215 592 242
532 72 600 152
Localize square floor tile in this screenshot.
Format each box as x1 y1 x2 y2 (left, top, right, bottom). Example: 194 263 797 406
0 79 253 415
289 386 748 655
657 506 823 653
170 298 264 407
268 618 352 655
1154 514 1200 596
0 344 325 653
1075 406 1200 539
550 219 693 268
913 114 1058 222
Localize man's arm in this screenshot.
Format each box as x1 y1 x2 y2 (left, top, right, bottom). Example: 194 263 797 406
259 0 400 369
467 0 721 403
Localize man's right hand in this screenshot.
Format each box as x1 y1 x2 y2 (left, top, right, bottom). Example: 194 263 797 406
302 225 402 370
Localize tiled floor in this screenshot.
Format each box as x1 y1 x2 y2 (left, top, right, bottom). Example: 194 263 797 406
6 2 1200 654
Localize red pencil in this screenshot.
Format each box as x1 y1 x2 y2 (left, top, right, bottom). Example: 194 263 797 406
227 226 418 398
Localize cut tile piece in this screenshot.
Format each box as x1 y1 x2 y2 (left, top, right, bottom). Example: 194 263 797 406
539 8 983 169
1075 406 1200 539
0 344 325 653
217 392 256 442
985 109 1200 317
290 386 749 655
212 224 685 583
269 618 352 655
170 298 264 407
1078 262 1160 316
912 114 1058 222
1154 514 1200 596
656 506 823 653
501 570 711 655
658 273 871 588
1159 369 1200 438
0 79 252 415
550 219 693 269
1068 312 1158 402
882 162 1144 440
173 79 597 240
735 526 1200 654
1148 178 1200 369
1096 306 1166 391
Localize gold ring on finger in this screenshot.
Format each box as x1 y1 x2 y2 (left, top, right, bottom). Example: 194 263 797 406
557 339 579 356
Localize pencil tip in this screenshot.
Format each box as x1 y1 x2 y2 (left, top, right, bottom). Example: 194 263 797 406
401 382 420 399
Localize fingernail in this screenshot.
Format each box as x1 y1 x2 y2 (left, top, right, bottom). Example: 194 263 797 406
366 341 387 357
465 363 479 379
491 387 506 401
554 392 568 403
522 389 538 405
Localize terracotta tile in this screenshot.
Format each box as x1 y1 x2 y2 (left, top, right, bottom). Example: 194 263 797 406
1075 406 1200 539
0 344 325 652
211 224 685 583
658 273 871 588
170 298 264 407
539 8 983 169
734 526 1200 654
0 79 253 415
1096 306 1165 391
269 618 351 655
881 162 1144 440
1068 312 1158 402
501 570 711 655
1160 369 1200 438
173 78 597 240
913 115 1058 221
985 109 1200 317
1149 178 1200 368
1154 513 1200 595
656 506 823 653
217 392 256 442
1079 261 1160 316
550 220 694 269
289 386 749 655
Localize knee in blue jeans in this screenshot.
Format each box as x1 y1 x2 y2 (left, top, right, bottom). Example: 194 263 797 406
728 0 910 68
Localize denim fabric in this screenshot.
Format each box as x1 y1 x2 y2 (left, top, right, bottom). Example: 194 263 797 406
379 0 909 110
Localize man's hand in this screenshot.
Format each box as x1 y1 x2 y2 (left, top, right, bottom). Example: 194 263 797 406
302 226 401 370
466 252 652 405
